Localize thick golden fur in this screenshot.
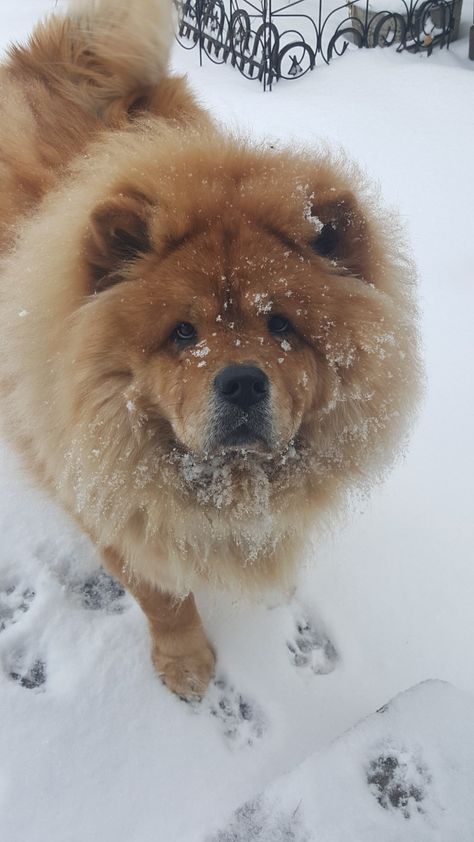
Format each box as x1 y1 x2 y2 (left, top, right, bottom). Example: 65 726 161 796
0 0 420 697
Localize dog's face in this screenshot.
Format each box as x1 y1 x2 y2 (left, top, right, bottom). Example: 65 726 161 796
123 226 322 457
72 146 412 492
88 219 326 457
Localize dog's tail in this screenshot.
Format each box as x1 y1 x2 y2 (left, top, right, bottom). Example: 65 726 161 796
9 0 175 120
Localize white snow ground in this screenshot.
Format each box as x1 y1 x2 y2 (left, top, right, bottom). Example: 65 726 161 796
0 2 473 841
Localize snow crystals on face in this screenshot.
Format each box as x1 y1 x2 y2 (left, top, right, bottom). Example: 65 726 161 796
191 340 210 359
295 182 323 234
252 292 273 315
324 339 357 369
177 450 270 514
299 371 309 389
280 339 291 352
166 441 304 558
376 331 396 359
123 386 149 427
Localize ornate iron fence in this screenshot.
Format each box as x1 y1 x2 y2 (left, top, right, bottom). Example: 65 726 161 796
175 0 461 89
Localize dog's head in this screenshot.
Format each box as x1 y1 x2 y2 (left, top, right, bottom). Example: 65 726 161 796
68 137 418 506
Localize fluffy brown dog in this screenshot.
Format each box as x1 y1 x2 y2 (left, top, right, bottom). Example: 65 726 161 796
0 0 420 699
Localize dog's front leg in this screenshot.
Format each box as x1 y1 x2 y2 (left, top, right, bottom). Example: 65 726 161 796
102 548 215 700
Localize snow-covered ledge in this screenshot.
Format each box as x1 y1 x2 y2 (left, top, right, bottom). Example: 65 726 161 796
200 681 474 842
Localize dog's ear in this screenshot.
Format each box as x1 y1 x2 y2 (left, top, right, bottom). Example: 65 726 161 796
309 189 369 280
86 192 152 293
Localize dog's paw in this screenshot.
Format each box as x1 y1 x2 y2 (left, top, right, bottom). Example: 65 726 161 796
206 676 266 748
153 642 216 702
0 582 35 633
287 615 338 675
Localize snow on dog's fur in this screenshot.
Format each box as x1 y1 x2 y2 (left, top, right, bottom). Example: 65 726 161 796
0 0 421 698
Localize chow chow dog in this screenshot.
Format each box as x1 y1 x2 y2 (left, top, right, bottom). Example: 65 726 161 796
0 0 420 699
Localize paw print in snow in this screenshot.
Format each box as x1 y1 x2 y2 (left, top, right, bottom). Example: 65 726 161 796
367 747 431 819
208 797 311 842
0 582 35 633
287 617 338 675
206 676 266 748
10 658 47 691
3 647 47 691
72 569 126 613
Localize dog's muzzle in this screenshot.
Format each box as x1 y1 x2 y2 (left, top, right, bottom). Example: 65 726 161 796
208 364 273 450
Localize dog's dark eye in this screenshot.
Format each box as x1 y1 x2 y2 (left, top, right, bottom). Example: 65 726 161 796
173 322 197 342
268 315 290 335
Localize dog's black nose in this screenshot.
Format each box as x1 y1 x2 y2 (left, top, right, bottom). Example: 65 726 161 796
214 365 269 410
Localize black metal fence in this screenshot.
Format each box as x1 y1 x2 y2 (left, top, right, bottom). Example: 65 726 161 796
175 0 461 89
